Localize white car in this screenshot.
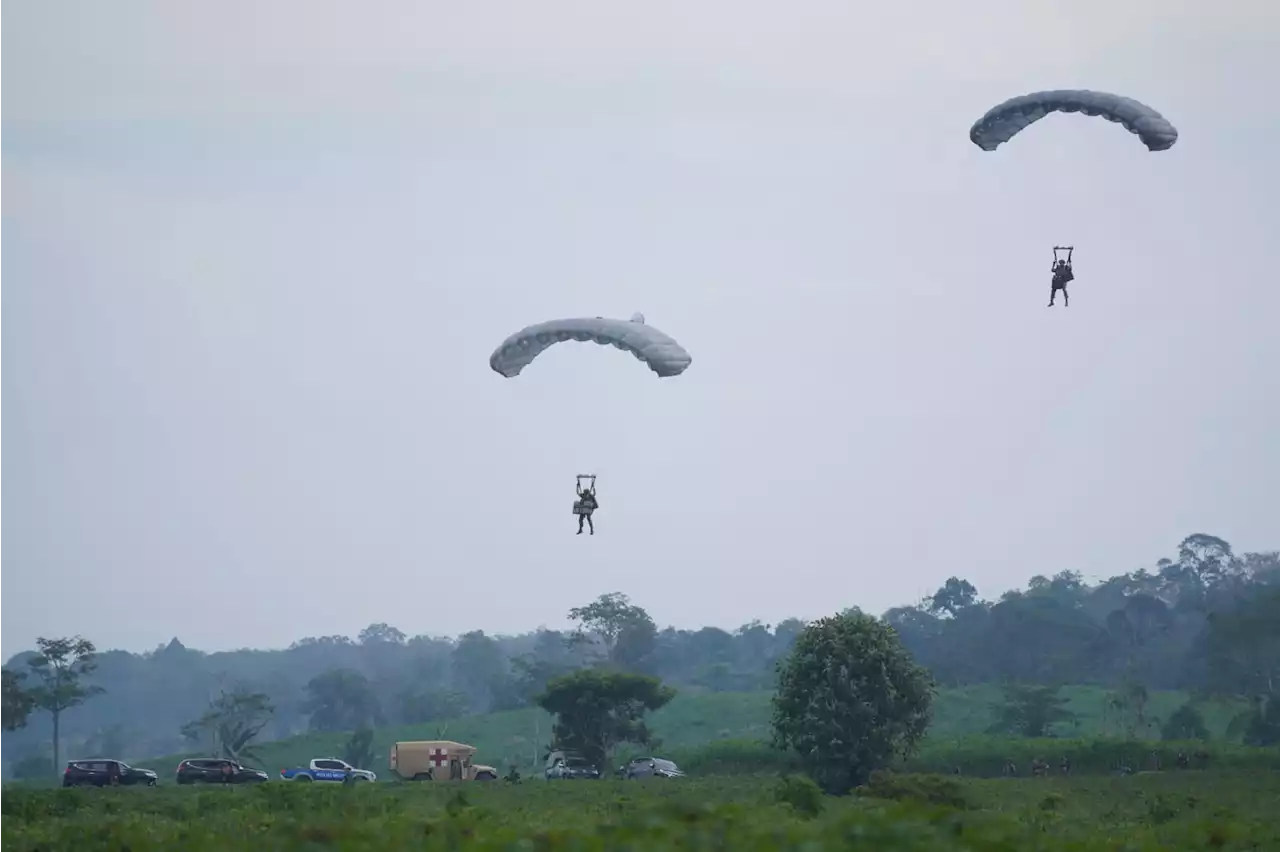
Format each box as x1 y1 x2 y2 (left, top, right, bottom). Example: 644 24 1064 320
281 757 377 783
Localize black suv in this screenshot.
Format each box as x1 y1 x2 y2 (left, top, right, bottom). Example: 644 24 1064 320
63 759 158 787
175 757 270 785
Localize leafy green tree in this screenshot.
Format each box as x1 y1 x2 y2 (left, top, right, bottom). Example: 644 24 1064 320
396 687 468 725
25 636 105 772
304 668 382 732
181 684 274 763
1178 534 1240 585
1244 698 1280 746
510 655 572 705
358 623 407 645
771 611 934 794
1161 702 1210 741
927 577 979 617
694 661 751 693
1226 695 1280 747
343 726 377 769
1103 680 1160 739
1104 594 1173 658
451 630 516 713
568 593 658 670
1205 587 1280 700
505 628 580 705
979 595 1102 684
772 618 807 649
1027 570 1089 608
612 618 659 672
986 684 1078 738
536 669 675 770
2 668 36 731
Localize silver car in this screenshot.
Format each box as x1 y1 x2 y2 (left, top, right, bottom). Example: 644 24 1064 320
621 757 685 779
544 750 601 780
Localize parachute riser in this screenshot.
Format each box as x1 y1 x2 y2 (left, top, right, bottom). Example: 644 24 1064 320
573 475 597 516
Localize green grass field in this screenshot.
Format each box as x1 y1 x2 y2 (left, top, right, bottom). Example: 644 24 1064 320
134 684 1250 779
6 769 1278 850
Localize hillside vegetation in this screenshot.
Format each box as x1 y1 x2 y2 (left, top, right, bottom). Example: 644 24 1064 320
138 684 1254 777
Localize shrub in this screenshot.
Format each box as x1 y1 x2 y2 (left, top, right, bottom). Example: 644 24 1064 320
774 774 824 818
854 771 970 810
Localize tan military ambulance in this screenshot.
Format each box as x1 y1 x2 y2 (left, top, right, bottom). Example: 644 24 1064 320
389 740 499 782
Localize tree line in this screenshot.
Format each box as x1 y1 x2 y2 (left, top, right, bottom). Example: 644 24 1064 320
0 610 940 794
884 534 1278 696
4 533 1277 779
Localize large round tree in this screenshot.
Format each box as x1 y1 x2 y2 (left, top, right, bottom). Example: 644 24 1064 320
771 610 935 794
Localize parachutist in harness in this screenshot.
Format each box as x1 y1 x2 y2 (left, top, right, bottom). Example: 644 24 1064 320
574 475 598 535
1049 246 1074 306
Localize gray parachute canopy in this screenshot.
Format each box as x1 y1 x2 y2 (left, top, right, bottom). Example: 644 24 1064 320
970 90 1178 152
489 314 692 378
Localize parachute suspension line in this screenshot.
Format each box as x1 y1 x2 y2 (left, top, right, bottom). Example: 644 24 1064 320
573 474 598 534
574 474 597 512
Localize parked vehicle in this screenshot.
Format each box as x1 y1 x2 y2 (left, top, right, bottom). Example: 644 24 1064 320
619 756 686 779
63 759 158 787
281 757 376 783
389 740 498 781
544 750 601 780
175 757 270 785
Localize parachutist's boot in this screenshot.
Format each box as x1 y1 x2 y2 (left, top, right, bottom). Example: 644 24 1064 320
576 528 583 535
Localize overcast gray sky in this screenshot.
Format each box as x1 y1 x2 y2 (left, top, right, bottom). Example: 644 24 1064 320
3 0 1277 657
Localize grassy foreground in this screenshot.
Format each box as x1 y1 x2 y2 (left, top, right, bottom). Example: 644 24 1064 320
5 769 1278 851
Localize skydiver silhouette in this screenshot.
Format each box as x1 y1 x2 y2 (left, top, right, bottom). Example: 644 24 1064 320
1049 248 1074 307
575 481 597 535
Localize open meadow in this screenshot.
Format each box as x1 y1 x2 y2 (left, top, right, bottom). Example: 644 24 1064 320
126 685 1260 780
4 768 1278 851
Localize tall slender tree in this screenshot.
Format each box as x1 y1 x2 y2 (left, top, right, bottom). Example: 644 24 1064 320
26 636 105 773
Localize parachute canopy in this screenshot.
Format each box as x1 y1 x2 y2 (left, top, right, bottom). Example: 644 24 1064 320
970 90 1178 152
489 314 692 378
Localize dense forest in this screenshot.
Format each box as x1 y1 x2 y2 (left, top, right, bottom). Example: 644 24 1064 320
3 533 1278 777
